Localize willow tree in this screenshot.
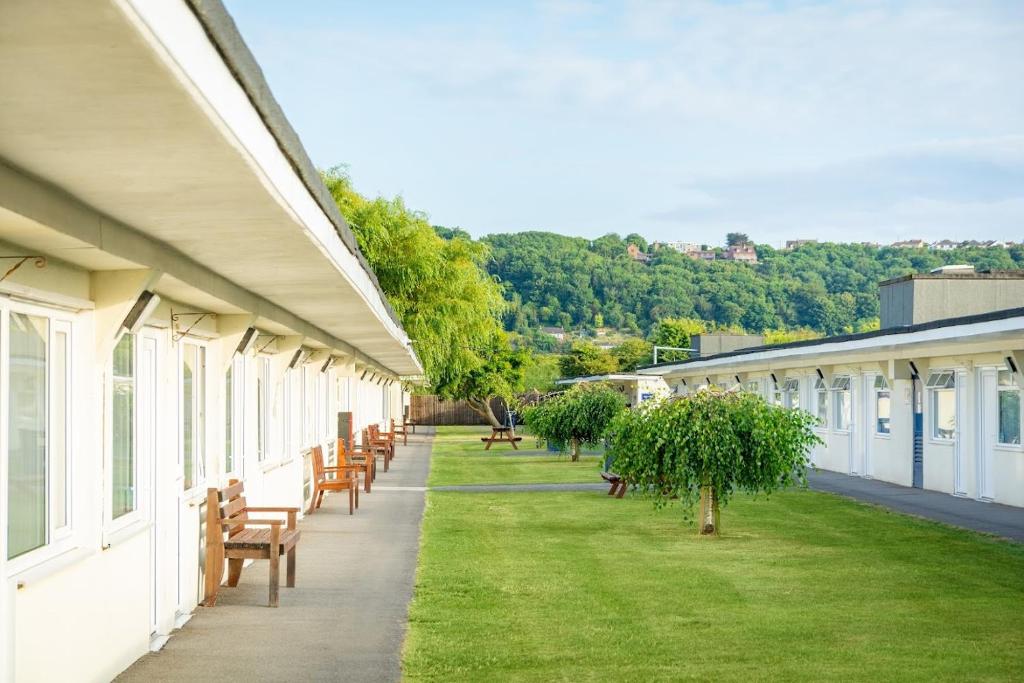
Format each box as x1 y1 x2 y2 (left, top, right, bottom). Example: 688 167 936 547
606 390 820 535
523 383 625 461
321 167 519 423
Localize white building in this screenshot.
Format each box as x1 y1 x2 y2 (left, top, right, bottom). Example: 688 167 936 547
640 274 1024 509
0 1 420 680
556 374 670 408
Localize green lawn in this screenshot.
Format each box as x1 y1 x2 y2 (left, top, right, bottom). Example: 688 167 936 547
427 425 603 486
405 431 1024 681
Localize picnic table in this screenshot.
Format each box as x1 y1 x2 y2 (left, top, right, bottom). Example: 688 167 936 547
481 426 523 450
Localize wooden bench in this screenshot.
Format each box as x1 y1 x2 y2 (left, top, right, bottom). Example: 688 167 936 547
601 471 627 498
203 480 300 608
309 445 360 515
367 424 394 468
482 426 524 450
391 417 408 446
337 437 377 493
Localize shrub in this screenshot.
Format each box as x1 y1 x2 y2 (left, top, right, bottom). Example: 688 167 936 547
523 383 626 461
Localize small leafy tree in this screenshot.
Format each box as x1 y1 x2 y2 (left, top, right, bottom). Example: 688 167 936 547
606 390 820 536
611 339 653 371
649 318 706 363
523 383 626 461
558 341 618 378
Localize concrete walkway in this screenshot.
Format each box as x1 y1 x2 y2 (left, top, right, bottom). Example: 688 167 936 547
808 469 1024 542
117 428 435 682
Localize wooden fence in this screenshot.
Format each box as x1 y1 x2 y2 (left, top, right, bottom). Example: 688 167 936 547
409 395 510 426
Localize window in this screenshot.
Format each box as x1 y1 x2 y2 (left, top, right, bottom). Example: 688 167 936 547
874 375 891 435
225 363 233 473
997 370 1021 446
831 375 851 430
814 377 828 426
7 311 71 560
256 356 269 461
926 371 956 440
742 379 760 395
182 343 206 489
111 334 135 519
303 366 316 446
782 378 800 409
225 356 245 475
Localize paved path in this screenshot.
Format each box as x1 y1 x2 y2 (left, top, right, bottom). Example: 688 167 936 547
117 428 435 682
808 470 1024 542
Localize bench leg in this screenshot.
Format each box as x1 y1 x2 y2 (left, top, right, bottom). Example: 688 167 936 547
227 558 244 587
269 554 280 607
355 483 360 510
510 438 518 450
349 486 354 515
607 482 618 496
286 547 296 588
616 483 627 499
307 484 318 515
365 466 371 493
315 489 325 510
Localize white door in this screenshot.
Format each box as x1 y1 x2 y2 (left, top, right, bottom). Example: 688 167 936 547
977 369 997 500
178 340 207 612
138 332 160 634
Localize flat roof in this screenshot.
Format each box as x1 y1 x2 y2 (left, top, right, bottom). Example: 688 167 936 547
879 269 1024 286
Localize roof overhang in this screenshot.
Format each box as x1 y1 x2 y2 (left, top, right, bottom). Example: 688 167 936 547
556 373 656 385
639 312 1024 380
0 0 421 376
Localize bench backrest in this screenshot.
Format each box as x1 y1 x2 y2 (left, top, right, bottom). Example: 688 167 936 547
310 445 328 482
204 479 248 602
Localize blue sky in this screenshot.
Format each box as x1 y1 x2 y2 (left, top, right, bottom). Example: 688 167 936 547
224 0 1024 245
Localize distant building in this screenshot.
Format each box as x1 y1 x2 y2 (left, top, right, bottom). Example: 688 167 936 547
892 239 927 249
540 326 567 341
931 239 958 251
627 243 650 263
784 239 817 250
663 240 700 254
723 244 758 263
695 250 717 261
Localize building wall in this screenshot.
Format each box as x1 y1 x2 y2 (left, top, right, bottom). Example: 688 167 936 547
666 349 1023 507
880 276 1024 328
0 258 404 680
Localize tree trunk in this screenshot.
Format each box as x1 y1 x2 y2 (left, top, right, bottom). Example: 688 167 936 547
698 484 720 536
569 437 580 462
466 396 502 428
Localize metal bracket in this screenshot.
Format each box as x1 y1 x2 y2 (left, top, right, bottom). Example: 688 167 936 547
0 255 46 283
171 309 215 342
255 334 281 354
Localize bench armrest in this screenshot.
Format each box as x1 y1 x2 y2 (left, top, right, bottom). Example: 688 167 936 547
245 506 300 513
220 518 283 528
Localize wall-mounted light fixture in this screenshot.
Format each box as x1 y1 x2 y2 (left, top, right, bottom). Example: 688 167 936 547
235 326 258 356
121 290 161 335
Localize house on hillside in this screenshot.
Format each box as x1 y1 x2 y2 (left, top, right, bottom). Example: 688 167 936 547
540 326 567 341
627 243 650 263
931 239 958 251
724 244 758 263
784 239 817 250
0 3 419 680
892 239 927 249
640 269 1024 509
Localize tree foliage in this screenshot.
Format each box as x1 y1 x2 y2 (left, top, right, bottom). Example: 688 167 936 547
606 390 821 535
611 339 653 371
649 317 706 362
483 231 1024 343
558 341 619 377
523 383 626 460
321 167 518 421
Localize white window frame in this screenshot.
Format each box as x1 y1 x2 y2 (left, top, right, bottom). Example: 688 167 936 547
225 354 245 478
873 375 891 437
814 376 828 428
178 338 208 494
3 301 78 575
782 378 800 410
996 368 1022 447
926 370 957 442
831 375 852 432
255 355 270 464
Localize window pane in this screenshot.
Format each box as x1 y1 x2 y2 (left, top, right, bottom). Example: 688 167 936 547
998 388 1021 445
817 390 828 424
932 388 955 439
112 334 135 518
834 391 851 430
183 345 194 489
257 358 266 461
197 347 206 483
225 364 233 473
52 329 68 529
8 313 48 558
876 390 891 434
